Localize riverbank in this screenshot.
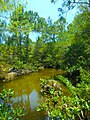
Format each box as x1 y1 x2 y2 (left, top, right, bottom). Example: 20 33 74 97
0 63 45 82
0 67 44 83
0 64 64 83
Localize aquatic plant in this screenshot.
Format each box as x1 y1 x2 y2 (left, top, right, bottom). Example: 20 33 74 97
0 88 25 120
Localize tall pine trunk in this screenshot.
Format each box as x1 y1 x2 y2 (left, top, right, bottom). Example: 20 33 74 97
19 33 22 61
26 35 29 63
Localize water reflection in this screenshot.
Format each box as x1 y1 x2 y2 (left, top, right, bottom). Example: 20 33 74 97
29 90 39 112
12 90 40 111
12 89 44 120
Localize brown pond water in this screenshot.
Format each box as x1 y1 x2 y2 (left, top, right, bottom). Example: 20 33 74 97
0 68 70 120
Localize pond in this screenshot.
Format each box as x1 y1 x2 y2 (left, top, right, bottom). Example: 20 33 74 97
0 68 65 120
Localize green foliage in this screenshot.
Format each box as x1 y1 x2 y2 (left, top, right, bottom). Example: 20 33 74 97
0 62 11 80
39 74 90 120
79 68 90 83
0 1 90 119
0 0 14 12
13 60 39 72
13 60 24 70
0 88 25 120
55 75 76 95
64 11 90 70
40 78 47 85
64 38 90 70
49 88 55 95
76 69 90 102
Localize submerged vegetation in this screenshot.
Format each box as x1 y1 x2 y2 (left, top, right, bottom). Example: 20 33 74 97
0 0 90 119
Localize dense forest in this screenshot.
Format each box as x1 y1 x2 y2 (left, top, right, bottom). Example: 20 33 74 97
0 0 90 120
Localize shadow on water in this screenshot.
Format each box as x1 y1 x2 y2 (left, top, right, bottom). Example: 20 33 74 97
0 69 63 120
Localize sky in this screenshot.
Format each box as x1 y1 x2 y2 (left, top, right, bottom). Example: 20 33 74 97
26 0 76 41
27 0 61 21
27 0 77 22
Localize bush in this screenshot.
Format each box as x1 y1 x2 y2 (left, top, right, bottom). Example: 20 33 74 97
13 60 24 70
0 62 11 80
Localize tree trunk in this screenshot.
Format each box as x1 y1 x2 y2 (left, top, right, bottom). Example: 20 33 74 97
89 0 90 12
26 35 29 63
19 33 22 61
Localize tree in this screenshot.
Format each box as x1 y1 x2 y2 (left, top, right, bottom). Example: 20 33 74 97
9 5 31 62
0 0 14 12
51 0 90 14
23 11 39 63
64 11 90 70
